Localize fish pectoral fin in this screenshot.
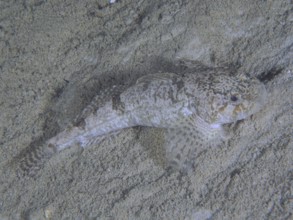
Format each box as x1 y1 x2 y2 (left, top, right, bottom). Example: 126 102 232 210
157 124 226 172
163 127 207 172
193 116 228 146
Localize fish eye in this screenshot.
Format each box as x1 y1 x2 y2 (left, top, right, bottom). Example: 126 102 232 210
230 95 238 102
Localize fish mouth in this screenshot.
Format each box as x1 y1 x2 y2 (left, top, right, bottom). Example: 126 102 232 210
219 83 267 123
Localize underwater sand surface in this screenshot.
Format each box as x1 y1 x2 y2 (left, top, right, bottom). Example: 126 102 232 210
0 0 292 219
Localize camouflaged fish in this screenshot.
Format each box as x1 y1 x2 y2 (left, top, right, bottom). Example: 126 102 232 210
16 67 267 176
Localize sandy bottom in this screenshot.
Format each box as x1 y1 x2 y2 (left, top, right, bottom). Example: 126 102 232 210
0 0 292 219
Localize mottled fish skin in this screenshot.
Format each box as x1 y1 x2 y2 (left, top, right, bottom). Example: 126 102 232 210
16 69 267 177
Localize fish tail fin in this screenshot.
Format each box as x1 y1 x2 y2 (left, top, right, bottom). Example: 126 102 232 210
15 143 57 178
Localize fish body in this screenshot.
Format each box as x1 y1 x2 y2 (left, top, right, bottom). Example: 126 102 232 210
17 69 267 176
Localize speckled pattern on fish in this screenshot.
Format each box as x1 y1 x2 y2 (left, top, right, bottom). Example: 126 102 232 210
16 66 267 177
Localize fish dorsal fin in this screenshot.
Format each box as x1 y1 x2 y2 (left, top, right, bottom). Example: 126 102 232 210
136 72 179 85
73 84 127 127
